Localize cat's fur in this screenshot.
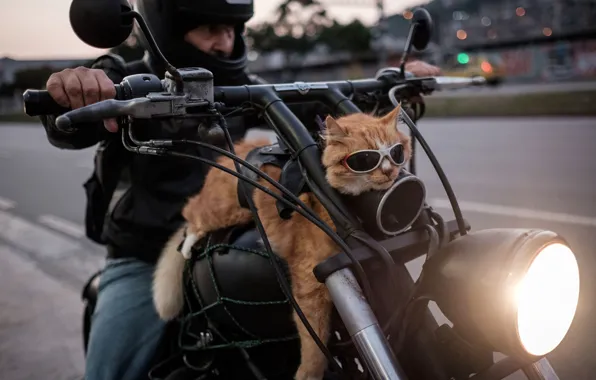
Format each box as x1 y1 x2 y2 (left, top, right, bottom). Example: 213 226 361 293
152 105 410 380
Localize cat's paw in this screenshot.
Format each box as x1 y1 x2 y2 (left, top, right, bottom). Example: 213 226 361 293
180 231 199 259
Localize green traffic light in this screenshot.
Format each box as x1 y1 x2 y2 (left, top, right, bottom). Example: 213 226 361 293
457 53 470 64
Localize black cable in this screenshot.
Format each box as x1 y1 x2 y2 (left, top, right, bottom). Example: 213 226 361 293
170 137 372 302
124 143 344 372
393 296 432 355
218 114 343 374
430 210 448 250
291 154 374 303
128 11 184 92
125 111 373 302
121 132 356 290
386 224 438 336
388 87 468 236
125 115 324 232
126 119 344 374
175 140 319 220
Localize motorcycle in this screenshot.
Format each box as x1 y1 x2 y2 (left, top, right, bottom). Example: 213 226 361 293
22 1 580 379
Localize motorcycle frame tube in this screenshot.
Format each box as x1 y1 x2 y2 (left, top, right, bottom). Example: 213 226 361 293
326 268 408 379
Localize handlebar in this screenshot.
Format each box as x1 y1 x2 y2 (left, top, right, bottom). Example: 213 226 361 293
20 68 483 235
22 71 486 118
21 68 486 234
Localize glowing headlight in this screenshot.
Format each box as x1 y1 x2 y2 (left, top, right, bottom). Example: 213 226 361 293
516 242 580 356
421 229 580 359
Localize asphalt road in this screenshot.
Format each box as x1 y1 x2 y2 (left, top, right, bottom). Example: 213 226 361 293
0 117 595 379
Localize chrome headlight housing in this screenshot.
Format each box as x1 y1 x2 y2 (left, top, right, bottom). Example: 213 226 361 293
421 228 580 358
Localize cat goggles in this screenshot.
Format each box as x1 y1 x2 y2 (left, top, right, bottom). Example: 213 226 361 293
342 143 406 173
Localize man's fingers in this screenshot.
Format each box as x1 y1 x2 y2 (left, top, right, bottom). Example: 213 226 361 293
62 70 85 110
46 74 70 108
95 71 116 101
79 69 100 105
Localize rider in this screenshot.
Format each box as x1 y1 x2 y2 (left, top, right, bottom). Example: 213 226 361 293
39 0 442 378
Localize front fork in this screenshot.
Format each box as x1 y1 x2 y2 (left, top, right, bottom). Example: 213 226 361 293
523 359 560 380
326 268 408 379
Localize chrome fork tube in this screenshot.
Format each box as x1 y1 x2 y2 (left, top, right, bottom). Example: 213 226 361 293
325 268 408 380
522 358 560 380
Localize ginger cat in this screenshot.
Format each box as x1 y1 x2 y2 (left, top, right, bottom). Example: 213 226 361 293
153 104 411 380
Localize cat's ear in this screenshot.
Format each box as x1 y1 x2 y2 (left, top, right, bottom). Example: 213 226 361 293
323 115 347 143
380 103 402 127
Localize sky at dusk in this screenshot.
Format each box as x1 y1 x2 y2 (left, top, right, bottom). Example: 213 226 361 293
0 0 424 60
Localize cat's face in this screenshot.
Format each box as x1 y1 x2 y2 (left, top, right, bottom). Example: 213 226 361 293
321 105 411 195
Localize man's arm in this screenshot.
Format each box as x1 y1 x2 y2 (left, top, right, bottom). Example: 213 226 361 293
39 54 128 150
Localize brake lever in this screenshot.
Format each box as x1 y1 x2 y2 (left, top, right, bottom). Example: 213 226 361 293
55 93 210 131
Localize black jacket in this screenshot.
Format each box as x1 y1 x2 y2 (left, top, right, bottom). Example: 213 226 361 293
40 52 262 264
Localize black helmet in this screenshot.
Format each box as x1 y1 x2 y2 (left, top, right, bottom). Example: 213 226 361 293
134 0 254 85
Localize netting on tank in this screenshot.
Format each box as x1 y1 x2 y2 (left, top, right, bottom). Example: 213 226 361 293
176 233 299 352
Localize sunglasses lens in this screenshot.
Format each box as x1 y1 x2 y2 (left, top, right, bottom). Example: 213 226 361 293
390 145 405 164
345 151 381 172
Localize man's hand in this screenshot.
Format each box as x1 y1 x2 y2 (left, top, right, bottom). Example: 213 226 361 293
46 66 119 132
404 60 442 77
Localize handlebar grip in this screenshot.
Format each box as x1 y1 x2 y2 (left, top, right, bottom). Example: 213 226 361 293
22 90 69 117
23 85 123 117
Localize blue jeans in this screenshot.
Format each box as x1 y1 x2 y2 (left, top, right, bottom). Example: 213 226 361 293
85 257 167 380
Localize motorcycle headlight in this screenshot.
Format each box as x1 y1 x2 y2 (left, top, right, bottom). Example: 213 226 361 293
342 169 426 239
421 229 580 359
516 241 579 356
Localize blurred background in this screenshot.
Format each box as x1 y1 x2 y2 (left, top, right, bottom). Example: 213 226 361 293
3 0 596 112
0 0 595 379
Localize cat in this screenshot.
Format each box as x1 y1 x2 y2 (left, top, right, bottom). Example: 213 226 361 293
152 104 411 380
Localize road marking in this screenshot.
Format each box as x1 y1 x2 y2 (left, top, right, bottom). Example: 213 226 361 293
428 198 596 228
38 214 86 239
0 210 83 260
0 196 16 210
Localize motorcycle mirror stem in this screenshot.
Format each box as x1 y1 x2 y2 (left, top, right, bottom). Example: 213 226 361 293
398 7 434 79
69 0 184 91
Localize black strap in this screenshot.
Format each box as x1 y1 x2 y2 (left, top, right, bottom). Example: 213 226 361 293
236 144 289 210
276 158 308 220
